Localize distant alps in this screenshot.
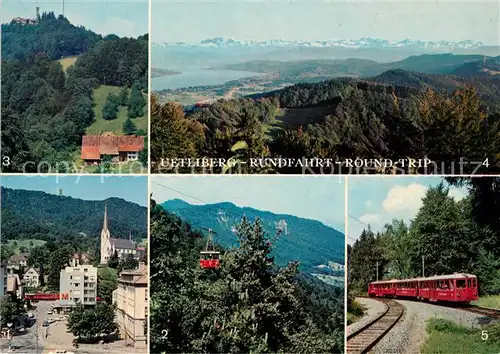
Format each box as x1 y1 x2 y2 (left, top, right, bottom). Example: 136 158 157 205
153 37 484 50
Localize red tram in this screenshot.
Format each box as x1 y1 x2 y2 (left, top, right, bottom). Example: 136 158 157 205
368 273 478 303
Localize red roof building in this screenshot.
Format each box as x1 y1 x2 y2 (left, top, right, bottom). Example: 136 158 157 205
81 133 144 165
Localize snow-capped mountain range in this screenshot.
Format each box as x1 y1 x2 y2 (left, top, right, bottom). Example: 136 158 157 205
154 37 484 50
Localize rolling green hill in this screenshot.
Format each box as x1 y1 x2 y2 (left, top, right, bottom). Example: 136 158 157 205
87 85 148 135
160 198 345 273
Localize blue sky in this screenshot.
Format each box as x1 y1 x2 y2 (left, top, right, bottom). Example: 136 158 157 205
2 0 148 38
347 176 469 244
1 175 148 206
152 0 499 44
151 176 346 232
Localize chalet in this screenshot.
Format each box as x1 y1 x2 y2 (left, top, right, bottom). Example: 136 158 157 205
7 254 28 273
23 267 41 288
81 133 144 165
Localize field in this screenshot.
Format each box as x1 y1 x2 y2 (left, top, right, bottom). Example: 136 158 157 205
472 295 500 309
86 85 148 135
421 318 500 354
57 55 78 72
7 239 46 253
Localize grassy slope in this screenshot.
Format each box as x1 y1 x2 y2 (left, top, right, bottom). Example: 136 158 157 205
7 239 47 253
57 55 79 72
86 85 148 135
472 295 500 310
421 318 500 354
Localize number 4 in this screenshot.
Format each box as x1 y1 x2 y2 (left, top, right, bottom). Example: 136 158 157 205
481 330 488 341
482 158 489 168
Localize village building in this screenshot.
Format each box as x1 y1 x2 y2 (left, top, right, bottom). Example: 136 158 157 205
59 259 98 307
100 203 137 265
7 254 28 274
71 252 91 265
81 133 144 165
113 262 148 348
23 267 41 288
0 267 7 297
7 274 24 299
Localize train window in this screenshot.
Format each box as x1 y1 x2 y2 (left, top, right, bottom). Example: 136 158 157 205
457 279 466 288
448 280 454 290
467 280 471 288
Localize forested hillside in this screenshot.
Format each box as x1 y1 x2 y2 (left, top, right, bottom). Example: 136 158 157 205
1 13 148 172
348 177 500 299
1 12 102 60
152 70 500 174
1 187 147 241
161 199 345 273
150 199 344 353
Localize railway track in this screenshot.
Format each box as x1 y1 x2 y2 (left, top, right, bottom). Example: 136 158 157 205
461 305 500 319
347 298 405 353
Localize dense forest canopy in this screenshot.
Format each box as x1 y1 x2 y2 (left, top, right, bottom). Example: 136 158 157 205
1 13 148 172
1 12 102 61
348 178 500 298
150 199 344 353
152 70 500 174
0 187 147 242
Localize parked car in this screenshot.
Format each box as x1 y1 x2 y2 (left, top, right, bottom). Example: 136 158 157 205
27 312 34 318
42 320 49 327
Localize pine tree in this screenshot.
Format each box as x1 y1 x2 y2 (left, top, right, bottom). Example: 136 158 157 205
123 118 137 135
118 87 129 106
127 84 145 118
102 93 119 120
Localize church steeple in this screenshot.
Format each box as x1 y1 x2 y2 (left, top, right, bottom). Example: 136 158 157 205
103 202 108 231
100 202 111 264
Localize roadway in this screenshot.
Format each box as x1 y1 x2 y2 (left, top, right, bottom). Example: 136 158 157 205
0 300 54 353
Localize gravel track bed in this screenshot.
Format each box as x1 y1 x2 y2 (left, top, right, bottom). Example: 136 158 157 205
347 297 388 336
370 299 493 354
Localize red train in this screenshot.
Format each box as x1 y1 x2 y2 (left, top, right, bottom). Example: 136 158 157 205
368 273 478 303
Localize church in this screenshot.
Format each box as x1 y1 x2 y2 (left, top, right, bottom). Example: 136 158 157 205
100 203 137 264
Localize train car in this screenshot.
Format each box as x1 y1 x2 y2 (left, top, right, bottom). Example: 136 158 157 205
393 279 419 298
368 279 396 297
417 273 478 303
368 273 479 303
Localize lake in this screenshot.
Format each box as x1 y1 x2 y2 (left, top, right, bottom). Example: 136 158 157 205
152 69 263 91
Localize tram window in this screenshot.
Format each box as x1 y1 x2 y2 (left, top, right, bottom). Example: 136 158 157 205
457 280 466 288
467 280 471 288
448 280 454 290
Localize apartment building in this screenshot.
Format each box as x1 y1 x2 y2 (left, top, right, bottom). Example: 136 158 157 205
113 262 147 348
59 260 98 306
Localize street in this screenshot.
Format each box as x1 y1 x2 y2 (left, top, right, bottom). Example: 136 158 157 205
0 300 53 353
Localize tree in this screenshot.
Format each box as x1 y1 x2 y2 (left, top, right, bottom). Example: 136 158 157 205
0 294 23 327
102 93 119 120
150 200 343 354
47 245 73 290
117 253 138 273
107 250 119 269
97 267 118 304
118 87 129 106
67 302 118 341
123 118 137 135
127 84 145 118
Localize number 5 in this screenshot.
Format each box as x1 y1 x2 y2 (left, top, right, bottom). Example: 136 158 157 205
481 330 488 341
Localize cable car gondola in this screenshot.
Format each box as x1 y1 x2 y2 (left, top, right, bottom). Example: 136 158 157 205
200 228 220 269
